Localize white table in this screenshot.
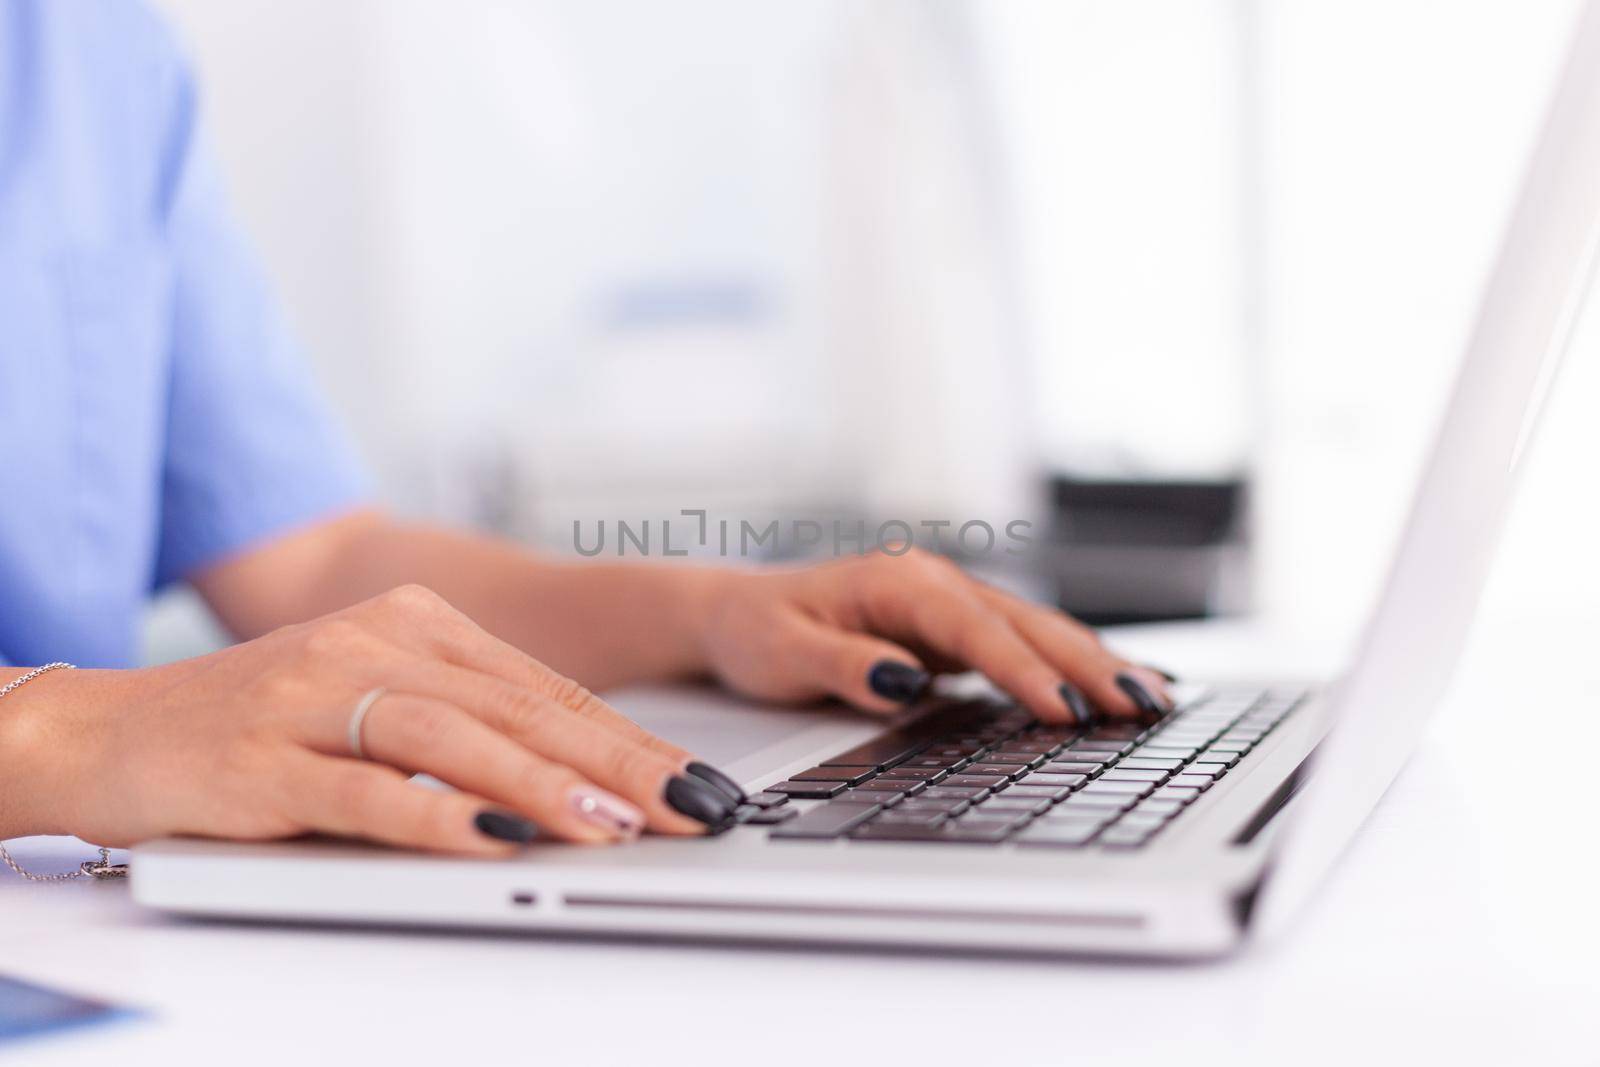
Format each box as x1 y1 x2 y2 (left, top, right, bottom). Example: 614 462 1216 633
5 614 1597 1067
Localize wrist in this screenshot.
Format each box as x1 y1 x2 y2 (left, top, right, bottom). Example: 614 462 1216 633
659 565 741 677
0 667 83 837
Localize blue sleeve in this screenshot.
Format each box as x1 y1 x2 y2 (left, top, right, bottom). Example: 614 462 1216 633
150 33 369 588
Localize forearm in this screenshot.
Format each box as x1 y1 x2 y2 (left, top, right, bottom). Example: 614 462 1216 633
195 511 727 690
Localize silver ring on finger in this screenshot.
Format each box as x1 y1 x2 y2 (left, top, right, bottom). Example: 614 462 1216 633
347 687 388 760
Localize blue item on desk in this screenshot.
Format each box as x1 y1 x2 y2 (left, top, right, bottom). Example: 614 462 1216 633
0 974 135 1045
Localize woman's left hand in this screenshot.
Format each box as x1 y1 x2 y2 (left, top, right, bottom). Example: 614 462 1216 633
693 548 1174 725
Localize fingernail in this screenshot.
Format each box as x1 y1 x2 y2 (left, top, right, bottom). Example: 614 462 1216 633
686 760 747 805
664 774 738 829
1147 665 1180 683
474 809 539 843
569 787 645 839
867 660 930 703
1058 682 1094 726
1115 672 1168 718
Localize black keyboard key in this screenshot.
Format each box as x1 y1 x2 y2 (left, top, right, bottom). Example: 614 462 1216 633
853 822 1005 844
740 805 798 825
1098 768 1169 783
1080 780 1154 797
1132 745 1198 761
938 821 1016 843
765 779 847 799
1017 773 1088 789
838 787 906 807
996 741 1059 755
1004 784 1076 802
1059 793 1138 811
880 767 948 782
819 732 932 769
1132 798 1187 816
1118 758 1186 771
747 791 790 809
853 778 924 797
769 800 883 839
897 797 972 816
925 742 988 756
1064 740 1131 755
978 796 1052 816
947 812 1024 838
919 786 991 801
983 752 1050 769
873 810 948 829
1014 822 1101 847
1098 825 1156 848
790 766 877 785
850 823 952 843
897 756 968 771
942 774 1009 791
1041 761 1104 776
963 763 1031 780
1037 807 1118 826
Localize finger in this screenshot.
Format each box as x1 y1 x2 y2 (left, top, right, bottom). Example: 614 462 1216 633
348 585 693 765
974 588 1173 720
861 578 1079 723
374 661 729 835
310 692 645 844
280 751 533 857
774 612 930 716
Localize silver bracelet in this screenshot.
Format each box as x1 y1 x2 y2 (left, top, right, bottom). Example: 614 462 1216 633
0 663 127 881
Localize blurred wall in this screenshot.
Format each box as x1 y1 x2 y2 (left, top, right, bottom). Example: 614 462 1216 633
147 0 1599 660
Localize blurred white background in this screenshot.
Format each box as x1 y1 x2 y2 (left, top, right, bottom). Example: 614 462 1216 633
146 0 1597 659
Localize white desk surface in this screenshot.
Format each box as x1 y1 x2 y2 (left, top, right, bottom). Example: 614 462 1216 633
4 613 1597 1067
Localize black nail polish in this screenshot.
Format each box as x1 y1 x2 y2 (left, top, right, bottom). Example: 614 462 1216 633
686 760 747 805
1147 665 1180 683
867 660 930 703
664 774 738 828
1116 672 1165 718
475 809 539 843
1058 682 1095 726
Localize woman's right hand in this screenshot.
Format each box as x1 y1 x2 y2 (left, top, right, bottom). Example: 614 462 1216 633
0 586 743 855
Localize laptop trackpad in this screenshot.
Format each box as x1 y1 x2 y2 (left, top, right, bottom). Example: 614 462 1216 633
603 684 877 779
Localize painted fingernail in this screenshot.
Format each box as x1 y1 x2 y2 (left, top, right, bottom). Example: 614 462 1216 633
664 774 738 829
1115 672 1167 718
569 787 645 839
1147 665 1180 683
1058 682 1094 726
868 660 930 703
474 809 539 844
686 760 747 805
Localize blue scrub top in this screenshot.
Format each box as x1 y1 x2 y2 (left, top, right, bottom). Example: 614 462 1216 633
0 1 368 667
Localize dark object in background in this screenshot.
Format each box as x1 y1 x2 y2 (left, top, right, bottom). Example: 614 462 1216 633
1047 477 1249 626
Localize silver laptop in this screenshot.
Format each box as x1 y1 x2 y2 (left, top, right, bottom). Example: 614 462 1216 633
132 0 1600 959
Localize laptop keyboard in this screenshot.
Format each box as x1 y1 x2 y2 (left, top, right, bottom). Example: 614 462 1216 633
742 686 1305 849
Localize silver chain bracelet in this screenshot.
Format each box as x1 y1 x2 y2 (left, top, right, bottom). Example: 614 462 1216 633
0 663 128 881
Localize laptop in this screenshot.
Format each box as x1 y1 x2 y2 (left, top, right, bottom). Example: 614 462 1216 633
131 0 1600 959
